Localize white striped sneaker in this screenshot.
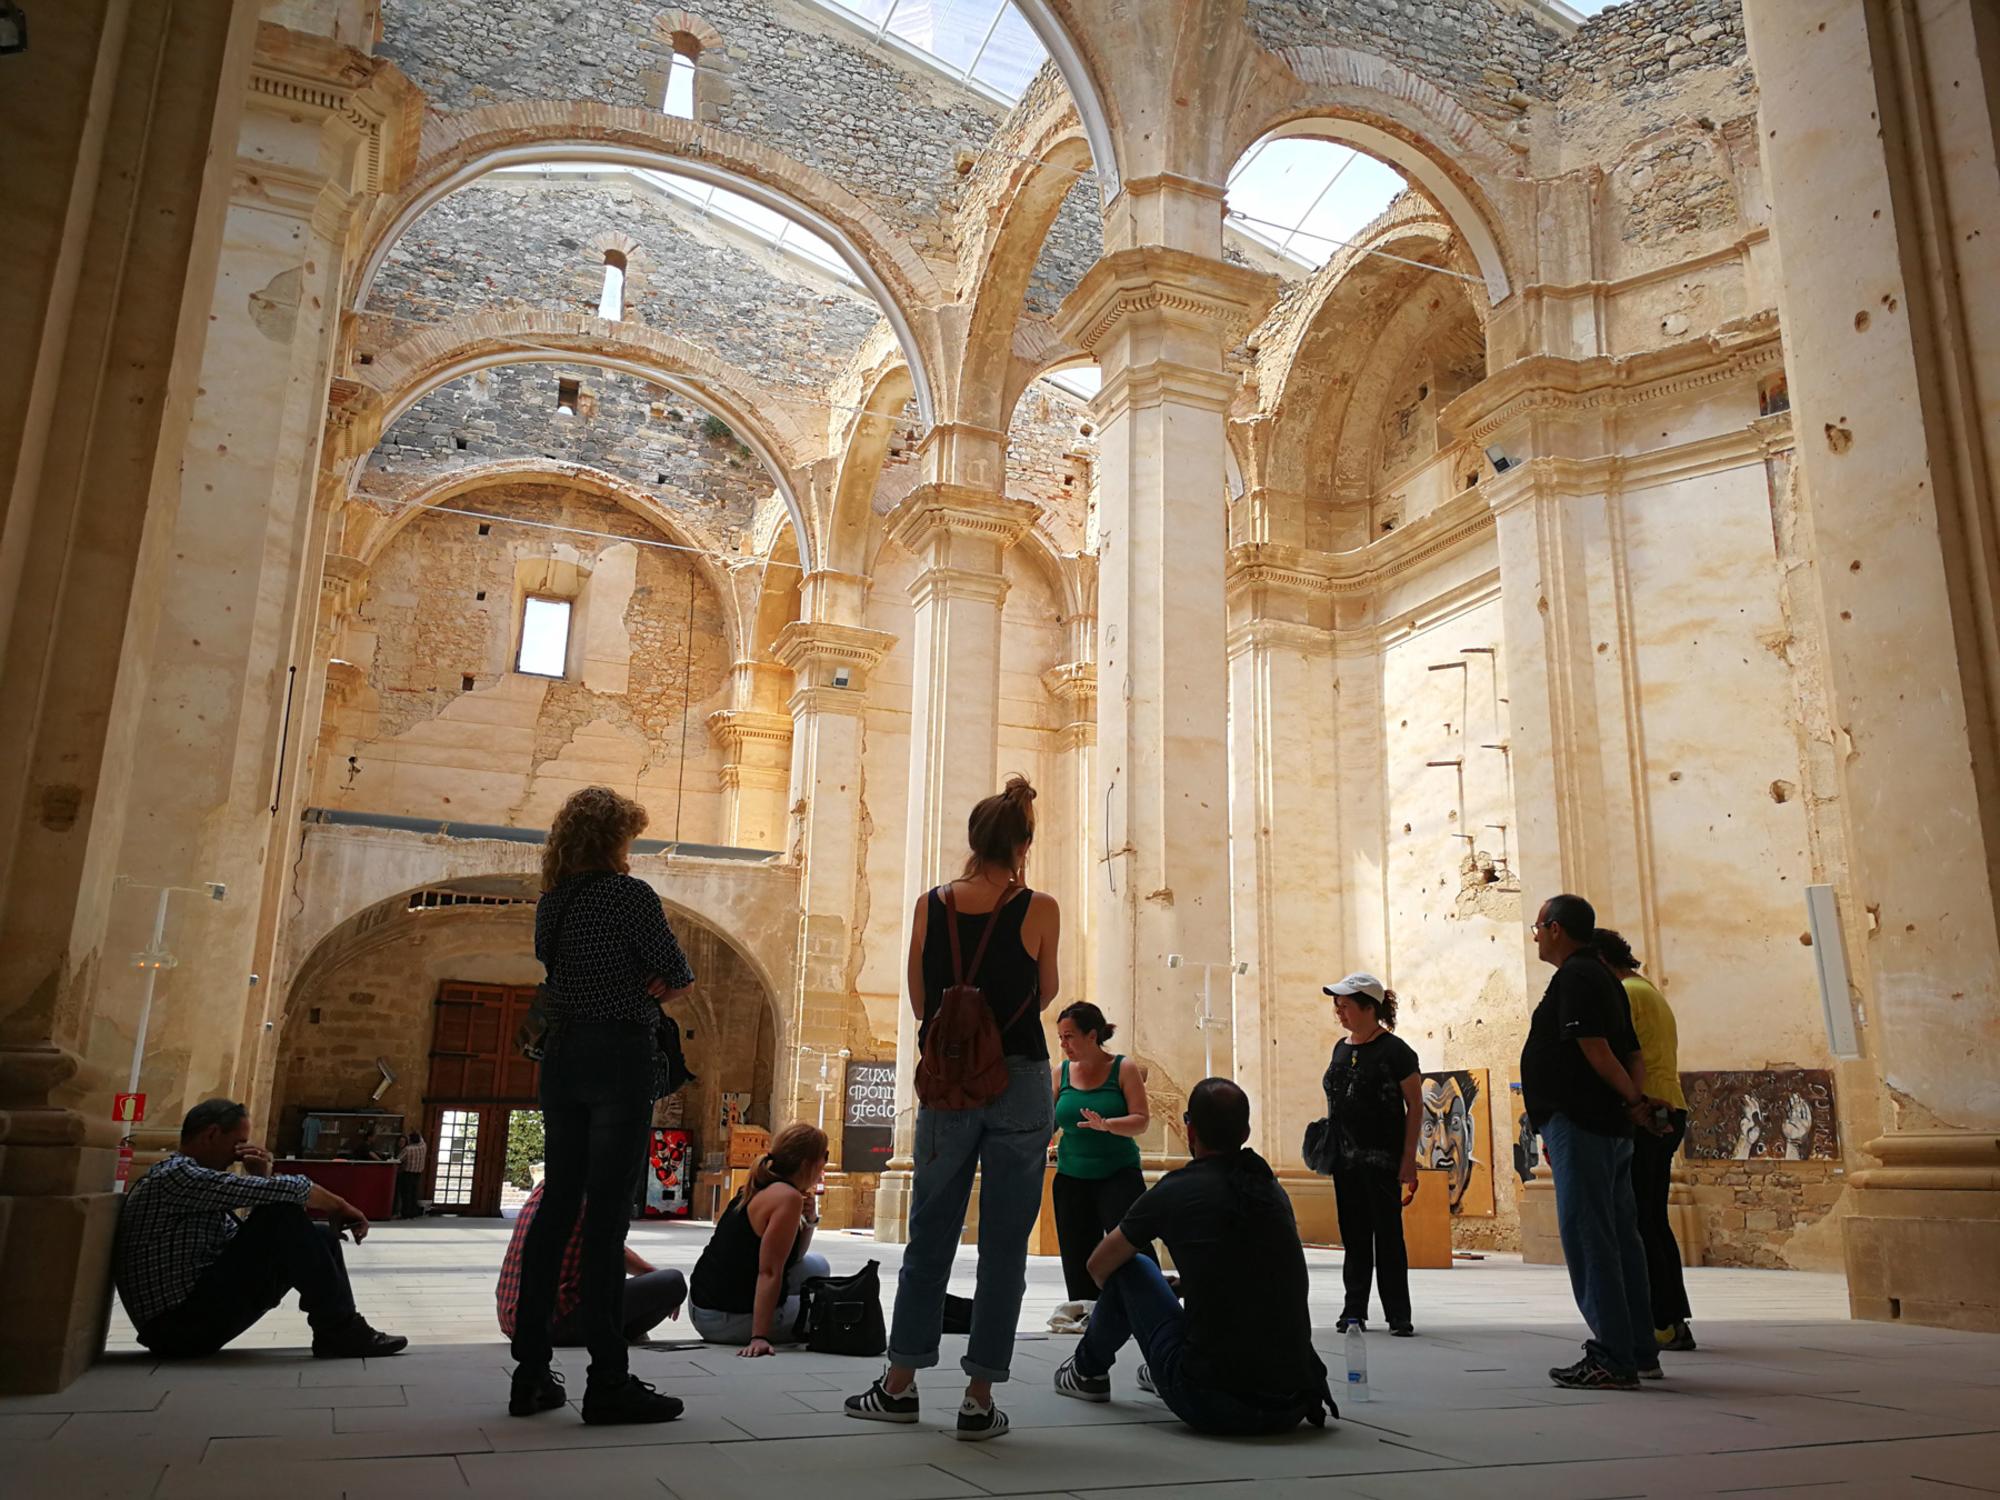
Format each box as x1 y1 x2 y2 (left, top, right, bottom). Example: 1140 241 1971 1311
955 1397 1010 1441
1053 1355 1110 1403
844 1377 919 1424
1136 1363 1157 1395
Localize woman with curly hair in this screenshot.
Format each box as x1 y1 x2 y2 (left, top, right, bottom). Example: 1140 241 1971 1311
508 787 694 1427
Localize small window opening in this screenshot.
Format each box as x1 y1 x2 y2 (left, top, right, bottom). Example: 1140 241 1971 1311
556 377 580 416
477 523 491 536
308 1007 321 1025
357 352 374 366
454 435 469 451
656 473 669 485
597 250 627 321
460 674 475 692
664 43 698 119
475 590 487 601
517 596 573 678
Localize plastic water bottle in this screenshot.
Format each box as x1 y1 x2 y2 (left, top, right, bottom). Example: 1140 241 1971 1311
1344 1324 1369 1402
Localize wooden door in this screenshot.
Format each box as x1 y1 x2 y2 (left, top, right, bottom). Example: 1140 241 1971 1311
425 982 541 1216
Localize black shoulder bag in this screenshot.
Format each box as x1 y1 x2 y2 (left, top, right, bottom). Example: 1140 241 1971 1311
793 1259 887 1357
516 872 605 1061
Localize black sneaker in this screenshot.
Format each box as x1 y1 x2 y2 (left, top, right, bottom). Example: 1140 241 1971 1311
955 1396 1009 1441
1136 1363 1157 1395
1053 1355 1109 1403
1658 1320 1698 1352
509 1365 566 1417
1390 1324 1416 1338
311 1318 409 1359
1335 1315 1367 1333
844 1376 919 1424
1549 1353 1639 1391
581 1374 684 1425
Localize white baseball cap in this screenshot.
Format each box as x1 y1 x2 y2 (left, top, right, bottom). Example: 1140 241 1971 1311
1323 973 1388 1004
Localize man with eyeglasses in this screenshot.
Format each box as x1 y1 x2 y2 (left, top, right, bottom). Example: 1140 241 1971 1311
1520 894 1666 1391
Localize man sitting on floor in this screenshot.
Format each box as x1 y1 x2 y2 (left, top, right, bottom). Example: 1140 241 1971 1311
1053 1077 1335 1434
498 1180 688 1347
114 1098 408 1359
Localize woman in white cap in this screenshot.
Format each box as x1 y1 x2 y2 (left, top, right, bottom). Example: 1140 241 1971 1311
1322 974 1421 1336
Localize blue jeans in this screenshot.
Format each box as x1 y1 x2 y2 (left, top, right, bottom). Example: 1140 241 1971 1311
1075 1258 1310 1435
689 1252 830 1345
1542 1112 1656 1377
888 1059 1053 1381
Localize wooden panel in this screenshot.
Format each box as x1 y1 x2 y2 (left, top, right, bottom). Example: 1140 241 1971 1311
427 981 539 1105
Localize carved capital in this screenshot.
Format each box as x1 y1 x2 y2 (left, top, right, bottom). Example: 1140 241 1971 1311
773 622 895 695
1056 247 1279 358
885 485 1039 568
705 709 794 759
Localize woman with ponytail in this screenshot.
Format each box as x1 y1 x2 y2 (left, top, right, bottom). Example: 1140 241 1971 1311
1321 972 1421 1337
845 775 1060 1441
688 1122 831 1355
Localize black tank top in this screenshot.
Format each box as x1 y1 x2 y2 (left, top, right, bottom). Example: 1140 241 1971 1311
689 1190 802 1314
918 884 1047 1061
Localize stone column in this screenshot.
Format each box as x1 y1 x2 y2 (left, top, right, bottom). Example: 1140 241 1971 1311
0 0 258 1393
774 603 893 1226
1745 0 2000 1330
1042 648 1098 1012
1056 248 1276 1105
1224 548 1340 1196
871 484 1038 1239
708 660 795 851
95 28 417 1153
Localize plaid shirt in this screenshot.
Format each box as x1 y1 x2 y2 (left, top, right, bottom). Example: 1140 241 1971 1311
496 1182 586 1337
114 1154 313 1328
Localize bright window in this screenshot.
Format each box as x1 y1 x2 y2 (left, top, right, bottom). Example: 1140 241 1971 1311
664 50 697 118
517 596 572 677
597 251 626 320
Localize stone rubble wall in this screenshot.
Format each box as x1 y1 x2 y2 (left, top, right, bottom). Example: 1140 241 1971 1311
363 361 776 554
378 0 1013 258
1543 0 1750 116
366 176 883 392
1006 382 1096 552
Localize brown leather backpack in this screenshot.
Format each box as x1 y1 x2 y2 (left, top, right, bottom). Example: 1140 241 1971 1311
913 883 1036 1110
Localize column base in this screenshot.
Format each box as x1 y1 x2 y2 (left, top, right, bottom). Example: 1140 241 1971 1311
0 1190 120 1393
1843 1132 2000 1332
1276 1169 1339 1245
1667 1178 1709 1268
872 1167 913 1243
1520 1176 1564 1264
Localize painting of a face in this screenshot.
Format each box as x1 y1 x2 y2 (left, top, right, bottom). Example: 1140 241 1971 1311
1417 1069 1494 1216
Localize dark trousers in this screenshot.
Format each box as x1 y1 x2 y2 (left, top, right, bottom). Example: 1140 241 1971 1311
138 1203 357 1357
1052 1165 1153 1301
509 1020 654 1383
1331 1157 1411 1327
1629 1108 1692 1328
1075 1258 1313 1436
395 1171 422 1219
550 1268 687 1345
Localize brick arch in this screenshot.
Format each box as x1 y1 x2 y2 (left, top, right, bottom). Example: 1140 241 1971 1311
656 9 726 54
352 107 946 422
353 308 824 566
345 458 749 666
1221 45 1531 304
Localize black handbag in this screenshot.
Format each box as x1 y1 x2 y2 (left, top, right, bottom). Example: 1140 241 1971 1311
796 1259 887 1357
517 872 609 1061
652 1012 696 1101
1302 1117 1338 1176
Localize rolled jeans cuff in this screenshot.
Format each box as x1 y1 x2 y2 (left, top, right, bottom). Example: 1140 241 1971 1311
887 1343 942 1372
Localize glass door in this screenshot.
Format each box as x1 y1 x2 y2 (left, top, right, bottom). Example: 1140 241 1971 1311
430 1107 481 1210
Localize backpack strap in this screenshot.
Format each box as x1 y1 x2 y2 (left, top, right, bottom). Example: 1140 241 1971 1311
945 880 1017 987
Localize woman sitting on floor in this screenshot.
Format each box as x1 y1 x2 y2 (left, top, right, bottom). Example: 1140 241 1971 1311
688 1122 831 1356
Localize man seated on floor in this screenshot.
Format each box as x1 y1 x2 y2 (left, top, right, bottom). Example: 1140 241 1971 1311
498 1180 688 1347
1053 1077 1335 1434
114 1098 408 1359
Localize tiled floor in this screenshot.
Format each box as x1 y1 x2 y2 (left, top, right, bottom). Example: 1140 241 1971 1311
6 1218 1997 1498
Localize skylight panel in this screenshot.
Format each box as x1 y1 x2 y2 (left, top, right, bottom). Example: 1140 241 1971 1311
1044 365 1100 402
806 0 1048 102
1226 137 1407 270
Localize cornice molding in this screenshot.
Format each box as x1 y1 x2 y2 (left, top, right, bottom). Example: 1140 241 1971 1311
1442 313 1785 443
1057 247 1280 356
909 566 1011 611
1041 661 1098 718
705 709 794 754
771 622 895 675
884 485 1039 559
1226 618 1336 660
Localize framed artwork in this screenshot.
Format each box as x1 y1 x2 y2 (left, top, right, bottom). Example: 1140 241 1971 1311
1418 1069 1494 1215
1682 1069 1839 1160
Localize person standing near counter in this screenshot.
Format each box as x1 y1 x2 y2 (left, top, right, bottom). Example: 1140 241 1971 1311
395 1128 426 1220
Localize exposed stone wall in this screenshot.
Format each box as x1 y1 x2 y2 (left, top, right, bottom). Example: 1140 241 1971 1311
1007 380 1095 552
366 176 881 392
1247 0 1563 120
1544 0 1750 114
362 362 774 556
1683 1158 1846 1270
320 481 734 840
378 0 1013 256
1026 174 1103 319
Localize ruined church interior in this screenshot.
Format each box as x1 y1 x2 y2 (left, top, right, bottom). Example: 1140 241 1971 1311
4 0 2000 1491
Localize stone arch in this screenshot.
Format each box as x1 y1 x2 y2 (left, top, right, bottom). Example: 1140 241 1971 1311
652 9 730 121
354 309 821 567
1222 46 1529 304
352 108 945 422
344 458 750 666
824 359 918 580
1011 0 1122 201
958 132 1099 437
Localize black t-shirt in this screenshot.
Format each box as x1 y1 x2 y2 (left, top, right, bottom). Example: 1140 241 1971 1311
1118 1150 1324 1406
1322 1031 1420 1171
1520 952 1642 1136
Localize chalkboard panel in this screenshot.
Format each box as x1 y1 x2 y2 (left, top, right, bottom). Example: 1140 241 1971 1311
843 1060 895 1173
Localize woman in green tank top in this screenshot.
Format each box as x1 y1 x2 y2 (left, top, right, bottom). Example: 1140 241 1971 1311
1051 1002 1154 1301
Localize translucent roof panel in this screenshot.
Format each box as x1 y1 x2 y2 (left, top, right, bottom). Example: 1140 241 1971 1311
806 1 1049 102
1226 137 1408 271
1043 365 1100 402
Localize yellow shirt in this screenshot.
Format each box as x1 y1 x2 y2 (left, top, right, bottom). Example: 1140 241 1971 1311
1622 975 1686 1110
